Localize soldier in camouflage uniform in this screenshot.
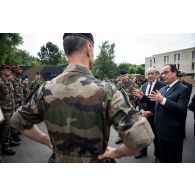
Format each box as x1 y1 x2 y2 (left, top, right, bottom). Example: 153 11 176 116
10 33 150 162
0 65 16 155
21 75 30 100
9 65 24 143
29 72 43 91
10 65 24 109
115 69 139 144
116 70 138 108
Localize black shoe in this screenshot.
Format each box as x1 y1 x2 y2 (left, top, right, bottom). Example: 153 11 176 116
9 141 20 147
13 135 21 142
154 157 160 163
134 152 147 159
115 138 123 144
15 131 22 135
2 149 16 155
0 155 3 163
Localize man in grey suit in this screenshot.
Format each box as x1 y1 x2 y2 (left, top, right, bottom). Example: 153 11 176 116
132 67 165 161
149 64 190 163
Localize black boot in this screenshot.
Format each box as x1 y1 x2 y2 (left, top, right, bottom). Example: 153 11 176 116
115 138 123 144
135 147 147 159
9 141 20 147
0 155 3 163
2 148 16 155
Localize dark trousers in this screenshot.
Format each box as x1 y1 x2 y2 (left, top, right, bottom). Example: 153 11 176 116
158 137 184 163
140 117 160 159
0 112 12 149
193 112 195 136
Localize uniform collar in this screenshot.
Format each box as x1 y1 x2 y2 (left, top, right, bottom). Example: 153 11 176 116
64 64 94 77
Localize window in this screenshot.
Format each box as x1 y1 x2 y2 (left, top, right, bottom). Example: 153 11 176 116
164 56 166 63
167 56 169 62
192 51 195 59
178 54 180 60
177 64 180 70
150 59 152 66
153 58 155 64
174 54 177 62
192 62 195 70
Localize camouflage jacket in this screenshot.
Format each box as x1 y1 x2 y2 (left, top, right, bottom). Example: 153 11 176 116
116 80 138 108
0 77 15 112
10 73 24 109
22 83 30 100
29 79 43 91
11 64 138 163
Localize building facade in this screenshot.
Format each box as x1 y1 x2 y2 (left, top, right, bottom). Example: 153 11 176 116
145 47 195 82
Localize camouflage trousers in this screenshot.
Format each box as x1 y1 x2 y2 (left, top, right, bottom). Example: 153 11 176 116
48 153 116 163
0 111 13 150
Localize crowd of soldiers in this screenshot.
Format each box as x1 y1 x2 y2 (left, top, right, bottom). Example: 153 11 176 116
0 64 42 161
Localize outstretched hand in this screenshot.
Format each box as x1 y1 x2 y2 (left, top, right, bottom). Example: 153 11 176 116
132 87 143 98
148 90 164 102
98 147 117 160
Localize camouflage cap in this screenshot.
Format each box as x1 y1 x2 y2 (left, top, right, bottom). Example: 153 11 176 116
0 64 12 70
63 33 94 45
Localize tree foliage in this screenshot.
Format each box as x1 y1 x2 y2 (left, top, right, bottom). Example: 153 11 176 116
0 33 23 64
59 53 68 65
118 62 145 75
92 41 118 80
37 42 63 65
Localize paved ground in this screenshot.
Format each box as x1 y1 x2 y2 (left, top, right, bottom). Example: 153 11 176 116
2 88 195 163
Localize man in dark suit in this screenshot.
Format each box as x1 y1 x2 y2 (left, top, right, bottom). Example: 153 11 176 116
149 64 190 163
132 67 165 161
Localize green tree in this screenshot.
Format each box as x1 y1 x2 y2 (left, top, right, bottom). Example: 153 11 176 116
6 49 42 66
0 33 23 64
118 62 131 73
118 62 145 75
92 41 117 80
37 42 63 65
136 65 145 75
59 52 68 65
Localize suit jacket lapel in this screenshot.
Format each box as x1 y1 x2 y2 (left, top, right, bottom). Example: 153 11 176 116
153 81 159 92
164 81 179 97
141 83 147 94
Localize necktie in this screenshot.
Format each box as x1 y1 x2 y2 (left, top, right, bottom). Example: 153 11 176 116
161 85 170 96
147 82 152 95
